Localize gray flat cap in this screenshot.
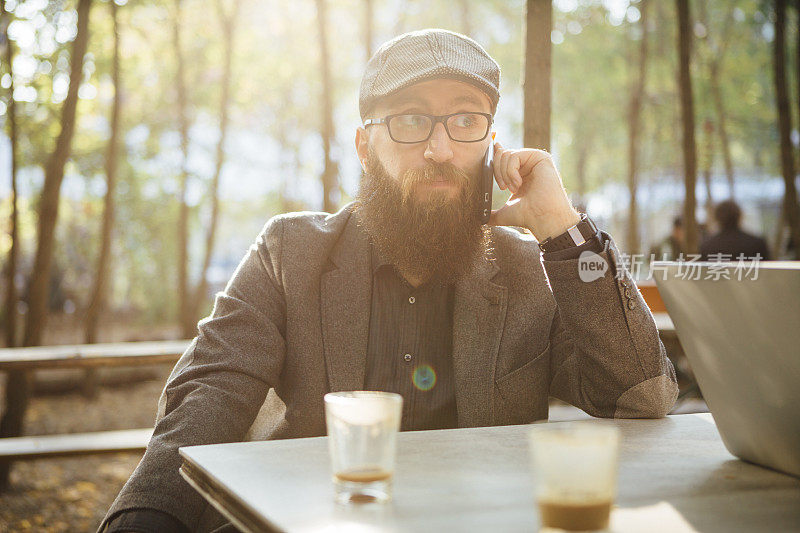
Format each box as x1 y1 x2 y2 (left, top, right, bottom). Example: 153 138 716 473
359 29 501 120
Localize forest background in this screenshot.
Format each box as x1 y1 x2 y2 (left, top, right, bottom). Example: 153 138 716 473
1 0 799 346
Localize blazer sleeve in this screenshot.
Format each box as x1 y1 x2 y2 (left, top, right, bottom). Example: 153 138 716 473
99 217 288 531
542 231 678 418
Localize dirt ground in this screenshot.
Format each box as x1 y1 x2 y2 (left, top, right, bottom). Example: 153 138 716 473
0 367 173 533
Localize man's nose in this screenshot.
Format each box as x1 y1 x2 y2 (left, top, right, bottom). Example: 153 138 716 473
424 122 454 163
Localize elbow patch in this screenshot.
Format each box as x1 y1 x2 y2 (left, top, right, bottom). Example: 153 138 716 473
613 375 679 418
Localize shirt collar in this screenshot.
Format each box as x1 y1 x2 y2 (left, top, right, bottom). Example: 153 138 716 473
370 241 392 274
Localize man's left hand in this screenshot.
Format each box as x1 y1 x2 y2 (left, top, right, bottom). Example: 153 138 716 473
489 142 581 242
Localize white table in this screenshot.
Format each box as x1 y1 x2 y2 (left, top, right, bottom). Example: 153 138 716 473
179 414 800 532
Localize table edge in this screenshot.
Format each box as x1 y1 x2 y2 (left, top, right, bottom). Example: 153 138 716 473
179 457 283 533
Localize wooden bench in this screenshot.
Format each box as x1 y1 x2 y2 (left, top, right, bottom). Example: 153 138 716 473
0 339 190 371
637 279 667 313
0 340 189 470
0 428 153 462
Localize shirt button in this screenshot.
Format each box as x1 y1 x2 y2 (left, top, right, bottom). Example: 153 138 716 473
624 287 632 299
627 299 637 310
403 353 413 362
408 296 416 304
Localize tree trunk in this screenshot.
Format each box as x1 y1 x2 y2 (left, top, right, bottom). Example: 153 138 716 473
0 371 30 489
5 0 91 489
709 63 734 199
85 0 120 346
772 0 800 259
191 0 240 325
1 0 19 349
363 0 373 61
23 0 92 346
523 0 552 151
458 0 473 37
315 0 338 213
676 0 698 254
796 0 800 214
697 2 735 199
701 119 715 229
173 0 193 337
82 0 121 397
626 0 649 255
0 0 21 491
772 201 786 258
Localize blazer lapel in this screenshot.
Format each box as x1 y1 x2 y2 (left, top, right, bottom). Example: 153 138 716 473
320 214 373 393
452 252 508 427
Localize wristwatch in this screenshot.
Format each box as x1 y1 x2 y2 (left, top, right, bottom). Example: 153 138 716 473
538 213 599 253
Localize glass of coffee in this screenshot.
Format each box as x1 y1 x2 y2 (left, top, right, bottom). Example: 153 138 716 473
528 423 621 531
324 391 403 505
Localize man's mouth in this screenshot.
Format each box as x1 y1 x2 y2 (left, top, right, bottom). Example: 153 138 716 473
424 174 456 184
420 180 455 188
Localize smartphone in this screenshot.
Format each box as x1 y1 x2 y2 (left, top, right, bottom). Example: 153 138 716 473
480 143 494 224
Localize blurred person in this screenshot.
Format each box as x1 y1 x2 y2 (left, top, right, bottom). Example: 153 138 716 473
649 216 685 261
101 30 677 533
700 200 771 261
697 221 710 245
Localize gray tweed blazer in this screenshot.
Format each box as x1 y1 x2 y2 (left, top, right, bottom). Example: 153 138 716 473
101 203 677 531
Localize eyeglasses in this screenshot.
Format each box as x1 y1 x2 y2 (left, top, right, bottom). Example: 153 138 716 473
364 112 493 144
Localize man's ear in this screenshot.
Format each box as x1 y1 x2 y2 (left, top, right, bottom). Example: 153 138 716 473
355 127 369 172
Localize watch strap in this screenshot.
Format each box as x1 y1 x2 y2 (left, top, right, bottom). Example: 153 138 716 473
538 213 598 253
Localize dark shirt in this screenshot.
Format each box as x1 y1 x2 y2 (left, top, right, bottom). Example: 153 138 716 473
364 243 459 431
105 226 603 533
361 225 605 431
700 228 771 261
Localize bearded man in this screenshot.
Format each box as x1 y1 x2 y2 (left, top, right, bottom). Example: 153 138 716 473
101 29 678 533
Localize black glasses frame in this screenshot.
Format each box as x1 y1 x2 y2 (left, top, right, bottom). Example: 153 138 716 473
363 112 493 144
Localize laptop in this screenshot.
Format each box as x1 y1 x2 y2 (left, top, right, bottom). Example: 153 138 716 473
653 260 800 478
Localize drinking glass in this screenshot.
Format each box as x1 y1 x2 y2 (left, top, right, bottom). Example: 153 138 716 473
324 391 403 504
528 423 621 531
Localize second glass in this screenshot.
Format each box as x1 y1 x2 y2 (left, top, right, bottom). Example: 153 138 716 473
528 423 621 531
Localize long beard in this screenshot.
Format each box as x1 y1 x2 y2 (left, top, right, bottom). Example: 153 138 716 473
352 150 492 285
